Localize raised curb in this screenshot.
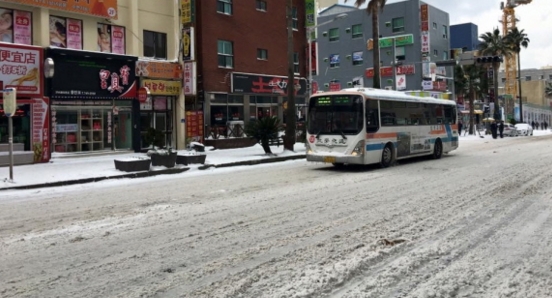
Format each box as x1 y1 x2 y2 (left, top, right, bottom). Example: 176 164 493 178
0 167 190 191
0 154 306 191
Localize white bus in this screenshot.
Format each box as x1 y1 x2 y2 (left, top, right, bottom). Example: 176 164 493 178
305 88 459 167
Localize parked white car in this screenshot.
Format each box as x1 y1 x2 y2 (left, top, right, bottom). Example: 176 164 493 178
503 123 518 137
515 123 534 136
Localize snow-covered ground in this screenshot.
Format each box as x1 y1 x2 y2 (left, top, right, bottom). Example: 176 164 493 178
0 130 551 298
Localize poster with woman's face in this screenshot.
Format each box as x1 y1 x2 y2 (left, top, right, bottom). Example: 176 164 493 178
49 16 67 48
97 23 111 52
0 8 14 43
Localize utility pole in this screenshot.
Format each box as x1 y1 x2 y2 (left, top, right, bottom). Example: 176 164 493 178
284 0 296 151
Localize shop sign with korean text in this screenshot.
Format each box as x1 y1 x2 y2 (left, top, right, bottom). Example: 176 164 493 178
378 34 414 48
421 31 430 53
136 60 182 79
142 79 181 96
4 0 118 19
48 51 137 99
183 61 196 95
182 27 194 61
231 73 307 96
365 67 393 78
0 43 43 96
180 0 195 24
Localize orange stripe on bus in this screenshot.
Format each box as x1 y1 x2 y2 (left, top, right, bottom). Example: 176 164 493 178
366 132 397 139
430 130 445 134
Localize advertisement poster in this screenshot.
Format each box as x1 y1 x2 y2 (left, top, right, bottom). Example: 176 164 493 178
0 8 14 43
0 43 42 96
396 74 406 90
66 19 82 50
13 10 32 45
111 25 125 54
97 23 111 52
4 0 118 19
49 16 66 48
31 98 50 163
185 110 204 142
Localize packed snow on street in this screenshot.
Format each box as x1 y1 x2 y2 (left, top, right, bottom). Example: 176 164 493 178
1 134 552 298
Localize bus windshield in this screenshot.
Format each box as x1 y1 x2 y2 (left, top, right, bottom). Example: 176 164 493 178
307 95 364 135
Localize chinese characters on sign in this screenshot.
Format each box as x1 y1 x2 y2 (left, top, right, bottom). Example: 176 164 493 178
99 65 131 94
0 44 41 95
181 0 192 24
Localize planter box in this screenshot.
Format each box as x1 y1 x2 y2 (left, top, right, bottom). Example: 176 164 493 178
150 152 178 168
204 137 257 149
114 159 151 172
176 154 206 165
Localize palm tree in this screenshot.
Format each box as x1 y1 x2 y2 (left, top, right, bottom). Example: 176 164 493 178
345 0 387 88
457 64 488 134
478 28 514 120
504 27 529 122
546 82 552 97
244 116 282 154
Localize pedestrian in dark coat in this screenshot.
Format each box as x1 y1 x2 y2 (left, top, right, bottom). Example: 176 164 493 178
458 121 463 137
498 121 504 138
491 121 498 139
531 121 535 129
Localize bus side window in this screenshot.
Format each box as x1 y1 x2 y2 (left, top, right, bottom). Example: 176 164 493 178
366 100 379 133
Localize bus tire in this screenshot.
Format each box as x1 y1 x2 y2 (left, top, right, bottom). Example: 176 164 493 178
432 139 443 159
380 143 394 168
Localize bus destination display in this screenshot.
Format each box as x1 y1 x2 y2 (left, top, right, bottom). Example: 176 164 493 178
315 96 352 106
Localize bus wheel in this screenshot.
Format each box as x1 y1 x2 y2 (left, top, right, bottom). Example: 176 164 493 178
432 139 443 159
380 144 393 168
332 163 345 168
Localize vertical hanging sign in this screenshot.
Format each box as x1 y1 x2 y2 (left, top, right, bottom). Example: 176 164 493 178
305 0 315 28
182 27 194 61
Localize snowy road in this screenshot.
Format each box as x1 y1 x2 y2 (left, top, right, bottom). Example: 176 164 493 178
1 135 552 298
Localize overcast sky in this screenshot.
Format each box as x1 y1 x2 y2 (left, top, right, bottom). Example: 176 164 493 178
337 0 551 69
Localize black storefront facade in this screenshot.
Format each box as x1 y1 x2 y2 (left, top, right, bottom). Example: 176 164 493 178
206 72 307 136
45 48 141 153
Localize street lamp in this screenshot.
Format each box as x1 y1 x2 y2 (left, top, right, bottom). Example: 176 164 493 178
307 13 347 99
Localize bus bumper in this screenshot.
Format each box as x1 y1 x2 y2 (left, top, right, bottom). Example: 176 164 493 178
306 154 363 164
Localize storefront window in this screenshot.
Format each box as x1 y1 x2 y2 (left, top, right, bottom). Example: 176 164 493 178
228 106 244 121
53 108 110 152
139 96 174 148
0 105 30 150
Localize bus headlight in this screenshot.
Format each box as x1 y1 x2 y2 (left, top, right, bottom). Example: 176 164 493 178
351 140 365 156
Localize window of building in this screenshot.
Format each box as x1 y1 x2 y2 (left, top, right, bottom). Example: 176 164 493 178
143 30 167 59
525 76 531 81
256 0 267 11
432 22 437 29
392 17 404 33
352 51 363 66
329 28 339 42
501 78 506 83
50 16 83 50
218 40 234 68
539 75 544 80
352 24 362 38
97 23 126 54
442 25 448 39
442 50 448 60
257 48 268 60
433 49 438 57
0 7 32 45
395 46 405 61
292 7 298 29
217 0 232 15
549 74 552 80
294 52 299 74
329 54 340 68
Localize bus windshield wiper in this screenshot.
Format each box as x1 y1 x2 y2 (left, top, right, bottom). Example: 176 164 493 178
338 129 347 140
316 130 322 139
